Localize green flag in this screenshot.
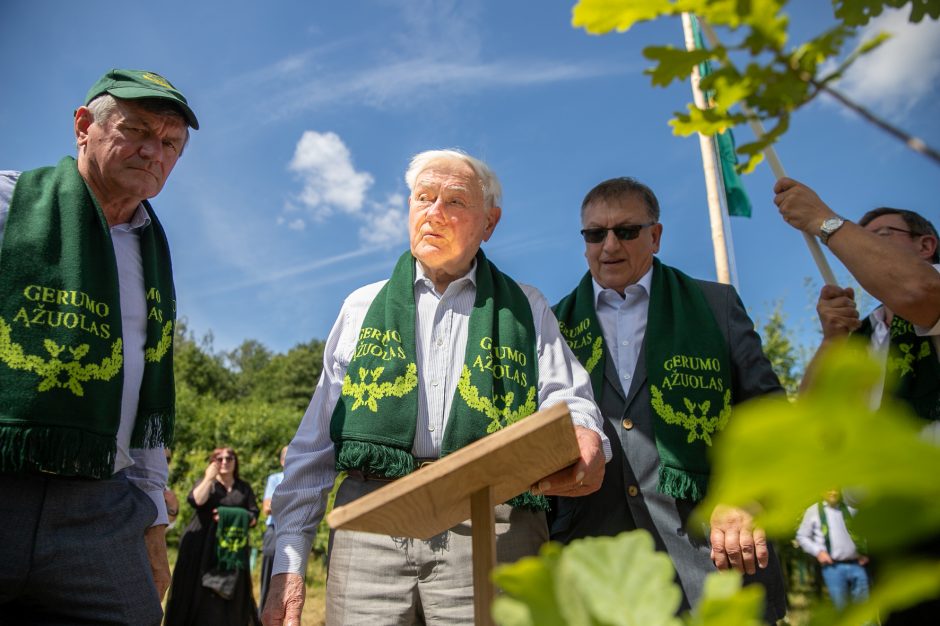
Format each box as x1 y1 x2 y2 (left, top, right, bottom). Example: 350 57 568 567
691 15 752 218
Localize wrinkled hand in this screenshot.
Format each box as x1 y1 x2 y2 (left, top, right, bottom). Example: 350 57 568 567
531 426 605 497
817 550 834 565
773 177 838 235
261 573 306 626
143 525 171 600
817 285 861 339
710 505 768 575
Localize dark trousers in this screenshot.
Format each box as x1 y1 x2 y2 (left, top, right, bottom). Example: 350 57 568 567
0 472 162 626
259 524 277 613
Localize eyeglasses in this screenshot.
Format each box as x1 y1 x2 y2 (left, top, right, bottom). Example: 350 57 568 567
216 455 235 462
580 223 655 244
871 226 918 238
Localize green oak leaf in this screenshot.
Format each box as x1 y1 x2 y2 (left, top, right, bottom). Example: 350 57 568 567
692 341 940 553
643 46 716 87
571 0 674 34
492 543 568 626
686 571 765 626
556 532 682 626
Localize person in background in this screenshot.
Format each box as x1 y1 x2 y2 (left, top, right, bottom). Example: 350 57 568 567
164 447 261 625
165 447 180 529
797 490 870 611
259 445 288 613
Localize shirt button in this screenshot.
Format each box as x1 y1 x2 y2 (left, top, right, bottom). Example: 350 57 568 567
429 425 435 432
621 418 634 430
436 338 444 347
431 380 439 387
621 340 629 346
628 485 639 497
623 373 631 380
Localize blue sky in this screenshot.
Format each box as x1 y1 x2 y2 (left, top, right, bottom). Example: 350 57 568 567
2 1 938 359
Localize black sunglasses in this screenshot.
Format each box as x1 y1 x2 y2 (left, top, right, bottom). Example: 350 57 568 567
580 223 655 244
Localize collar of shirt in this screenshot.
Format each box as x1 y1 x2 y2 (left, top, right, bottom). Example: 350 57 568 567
413 257 478 298
110 203 151 234
591 264 653 310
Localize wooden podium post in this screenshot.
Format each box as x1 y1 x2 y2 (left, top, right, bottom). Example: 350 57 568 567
328 403 580 625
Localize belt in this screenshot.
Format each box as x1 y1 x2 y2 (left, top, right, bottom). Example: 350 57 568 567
346 459 436 482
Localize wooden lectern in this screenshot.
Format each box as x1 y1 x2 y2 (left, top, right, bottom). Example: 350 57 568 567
327 403 580 626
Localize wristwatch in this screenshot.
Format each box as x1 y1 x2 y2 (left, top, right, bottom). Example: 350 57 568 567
819 216 845 245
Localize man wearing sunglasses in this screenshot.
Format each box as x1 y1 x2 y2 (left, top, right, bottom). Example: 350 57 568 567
551 177 787 622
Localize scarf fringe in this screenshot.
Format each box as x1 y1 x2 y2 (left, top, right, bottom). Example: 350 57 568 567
508 491 550 512
658 465 708 503
335 440 417 478
130 409 175 449
0 424 116 478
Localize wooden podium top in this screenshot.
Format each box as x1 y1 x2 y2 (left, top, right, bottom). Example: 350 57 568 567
327 403 580 539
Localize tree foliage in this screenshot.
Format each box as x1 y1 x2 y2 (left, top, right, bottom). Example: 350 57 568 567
756 302 804 398
167 321 322 547
571 0 940 169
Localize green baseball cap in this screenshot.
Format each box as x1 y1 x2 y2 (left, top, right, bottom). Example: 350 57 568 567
84 69 199 129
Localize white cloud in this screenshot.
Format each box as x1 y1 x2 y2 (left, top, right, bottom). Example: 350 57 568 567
359 193 408 248
268 58 626 120
282 133 407 248
288 131 374 218
835 10 940 116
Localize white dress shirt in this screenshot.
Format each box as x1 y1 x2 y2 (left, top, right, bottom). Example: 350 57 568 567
272 259 609 577
0 171 169 526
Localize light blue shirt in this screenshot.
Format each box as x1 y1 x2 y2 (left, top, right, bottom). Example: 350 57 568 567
264 470 285 527
592 266 654 396
0 170 170 526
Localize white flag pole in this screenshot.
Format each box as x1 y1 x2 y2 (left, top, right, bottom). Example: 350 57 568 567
698 19 838 286
681 12 735 287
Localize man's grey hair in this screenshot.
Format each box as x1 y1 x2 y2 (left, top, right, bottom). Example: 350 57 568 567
860 207 939 263
405 149 502 211
84 94 190 153
580 177 660 222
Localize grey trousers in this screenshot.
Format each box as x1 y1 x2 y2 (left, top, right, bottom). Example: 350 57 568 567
326 476 548 626
0 472 162 626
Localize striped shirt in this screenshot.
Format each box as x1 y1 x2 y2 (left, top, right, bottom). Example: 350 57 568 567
271 259 609 577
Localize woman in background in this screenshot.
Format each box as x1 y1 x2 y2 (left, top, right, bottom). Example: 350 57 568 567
164 447 260 625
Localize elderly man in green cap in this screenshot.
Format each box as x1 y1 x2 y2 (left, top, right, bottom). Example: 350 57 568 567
0 68 198 625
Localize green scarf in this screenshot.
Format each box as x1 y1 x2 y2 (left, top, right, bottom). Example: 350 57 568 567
554 259 731 502
819 501 866 556
216 506 251 571
552 271 605 401
330 249 544 509
857 312 940 422
0 157 176 479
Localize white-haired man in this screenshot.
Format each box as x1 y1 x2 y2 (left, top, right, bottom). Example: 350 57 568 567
263 149 610 625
